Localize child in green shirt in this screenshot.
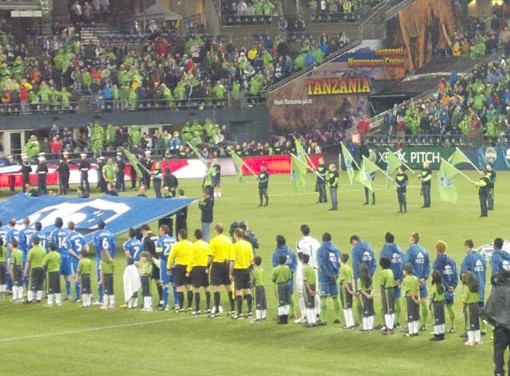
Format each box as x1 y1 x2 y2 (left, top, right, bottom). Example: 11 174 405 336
250 256 267 323
10 240 23 302
302 254 317 327
380 257 395 334
430 271 445 341
339 253 355 329
139 251 153 312
357 264 374 332
461 271 481 345
76 250 93 308
402 263 421 337
272 255 291 324
43 242 62 306
99 249 115 310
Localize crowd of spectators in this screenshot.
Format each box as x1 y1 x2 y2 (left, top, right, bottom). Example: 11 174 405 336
364 12 510 147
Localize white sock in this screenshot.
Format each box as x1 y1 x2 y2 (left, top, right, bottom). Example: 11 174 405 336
315 295 320 315
218 192 222 198
298 295 306 319
440 324 445 334
81 294 86 305
144 296 153 310
88 294 92 306
284 304 290 315
474 330 481 342
278 306 284 316
47 293 54 304
55 293 61 304
468 331 475 343
306 308 314 324
368 316 374 330
362 317 368 330
27 290 34 302
262 309 266 319
385 314 392 330
36 291 43 301
255 310 261 319
109 295 115 307
413 321 420 334
128 297 134 309
17 286 23 300
102 294 108 306
434 325 440 335
12 286 18 300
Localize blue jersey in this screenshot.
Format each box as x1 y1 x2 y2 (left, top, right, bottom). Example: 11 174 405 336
30 231 49 253
93 229 117 258
317 241 340 283
50 228 70 259
352 240 377 280
433 254 458 299
157 235 176 270
271 245 298 274
380 242 404 283
460 250 487 301
66 231 87 261
490 249 510 277
20 227 36 255
6 228 21 249
405 243 430 280
123 238 143 261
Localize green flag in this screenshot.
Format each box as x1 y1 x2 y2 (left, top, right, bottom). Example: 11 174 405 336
294 139 307 162
186 141 207 164
231 151 245 184
363 156 380 174
291 154 307 193
437 159 459 203
121 147 143 177
355 161 373 192
448 148 472 166
341 143 356 185
386 150 403 173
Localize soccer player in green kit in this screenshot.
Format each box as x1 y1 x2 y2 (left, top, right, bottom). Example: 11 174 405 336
250 256 267 323
10 239 23 302
24 236 46 303
402 263 421 337
302 254 318 327
99 249 115 309
272 255 292 324
43 243 62 306
339 253 355 329
76 250 93 308
461 271 482 345
380 257 395 334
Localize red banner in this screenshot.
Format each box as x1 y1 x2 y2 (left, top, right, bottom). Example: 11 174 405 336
241 154 323 175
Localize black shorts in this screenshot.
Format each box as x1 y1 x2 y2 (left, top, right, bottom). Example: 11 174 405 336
103 273 114 295
210 262 230 286
361 294 375 317
339 282 353 309
467 302 480 331
191 266 209 288
406 296 420 322
233 269 250 290
48 271 61 294
0 262 5 285
141 275 151 297
433 301 445 326
255 286 267 310
277 282 290 306
31 267 45 291
12 266 22 286
381 286 395 315
174 265 189 287
151 263 160 281
81 274 91 294
305 284 316 309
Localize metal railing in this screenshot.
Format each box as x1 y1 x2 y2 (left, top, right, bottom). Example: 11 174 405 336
366 132 505 148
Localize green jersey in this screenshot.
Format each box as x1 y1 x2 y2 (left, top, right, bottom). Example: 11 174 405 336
27 246 46 268
139 260 152 276
303 264 316 286
77 258 92 275
339 263 353 284
0 246 6 263
272 265 291 284
100 260 115 275
356 278 373 294
461 287 480 304
251 266 264 287
380 269 394 289
11 248 22 267
43 251 61 272
402 274 419 297
429 284 445 303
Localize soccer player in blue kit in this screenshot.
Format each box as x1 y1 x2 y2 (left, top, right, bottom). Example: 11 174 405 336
123 228 143 264
19 217 35 289
156 224 177 310
50 217 73 300
93 220 116 305
66 221 89 302
317 232 342 325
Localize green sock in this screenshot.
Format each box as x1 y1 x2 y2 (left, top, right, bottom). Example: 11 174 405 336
320 297 328 322
333 297 341 319
446 304 455 328
394 298 401 324
420 300 428 327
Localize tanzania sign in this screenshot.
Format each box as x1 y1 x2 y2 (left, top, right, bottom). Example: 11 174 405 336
304 77 371 96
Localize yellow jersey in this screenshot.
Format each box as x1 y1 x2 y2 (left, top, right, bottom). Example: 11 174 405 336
230 239 254 270
187 239 210 272
167 239 193 268
208 234 232 263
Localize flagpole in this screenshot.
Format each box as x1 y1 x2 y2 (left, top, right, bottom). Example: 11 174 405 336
291 153 323 180
341 142 360 170
441 158 475 183
385 148 417 176
292 135 322 179
363 156 398 186
456 147 481 173
186 141 209 165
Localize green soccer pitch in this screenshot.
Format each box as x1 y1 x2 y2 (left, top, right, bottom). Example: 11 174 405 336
0 170 502 376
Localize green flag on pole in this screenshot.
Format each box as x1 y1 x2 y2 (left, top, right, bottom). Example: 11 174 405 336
291 154 307 193
121 147 143 177
386 150 403 173
341 143 356 185
448 148 471 166
231 151 246 184
294 139 307 162
437 159 459 203
355 160 373 192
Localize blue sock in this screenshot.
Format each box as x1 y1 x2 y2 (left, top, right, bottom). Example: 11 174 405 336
65 280 71 297
98 284 103 303
173 285 179 307
163 286 169 307
75 282 81 300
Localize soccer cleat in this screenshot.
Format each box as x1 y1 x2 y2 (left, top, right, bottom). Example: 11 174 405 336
332 319 341 324
246 312 253 317
119 304 127 309
140 307 153 312
205 308 211 314
231 314 244 320
341 325 355 330
448 328 456 334
191 310 201 315
464 340 474 346
481 331 487 336
250 319 261 324
474 340 483 345
381 329 394 335
294 318 305 324
419 325 427 331
92 301 102 306
459 332 468 339
73 299 81 303
100 305 108 310
108 305 114 309
317 321 327 326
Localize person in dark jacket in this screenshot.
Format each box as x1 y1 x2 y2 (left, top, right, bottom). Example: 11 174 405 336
198 187 214 242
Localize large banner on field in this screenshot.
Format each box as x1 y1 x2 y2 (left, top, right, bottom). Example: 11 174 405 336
374 147 456 170
0 194 195 242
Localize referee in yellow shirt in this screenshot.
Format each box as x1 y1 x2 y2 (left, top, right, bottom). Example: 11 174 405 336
230 228 254 319
168 229 193 312
208 224 235 317
186 229 211 314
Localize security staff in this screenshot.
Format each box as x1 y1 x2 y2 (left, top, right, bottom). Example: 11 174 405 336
257 165 269 207
474 169 489 217
418 161 432 208
316 157 327 204
486 162 496 210
395 166 408 214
